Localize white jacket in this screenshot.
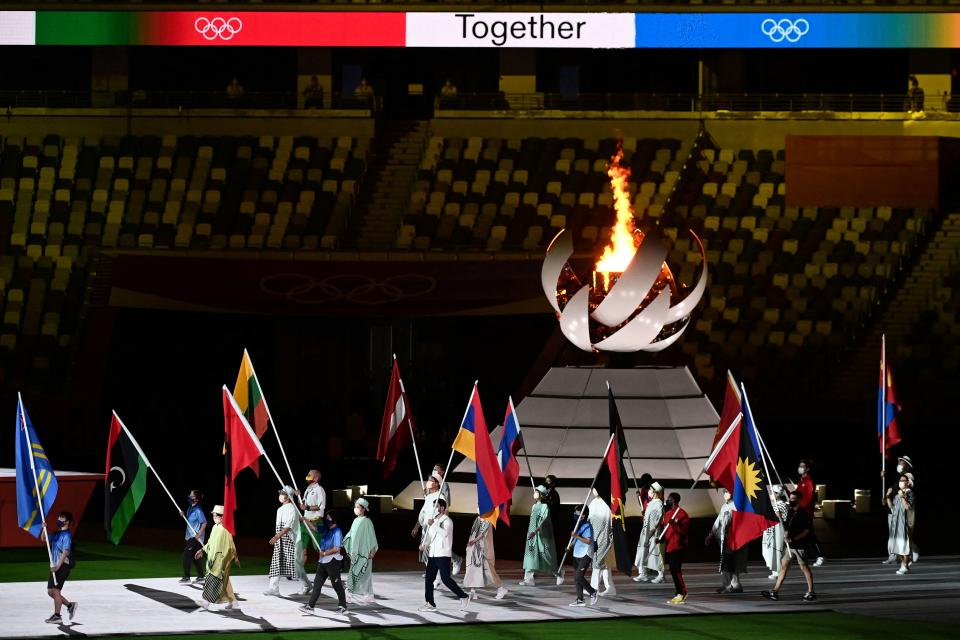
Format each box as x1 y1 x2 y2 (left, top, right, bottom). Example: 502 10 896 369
424 513 454 558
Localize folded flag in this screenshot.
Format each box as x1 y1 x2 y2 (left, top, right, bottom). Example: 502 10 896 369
452 383 511 526
233 349 270 476
878 335 902 456
495 397 522 525
376 357 416 479
15 394 59 538
223 386 266 536
104 412 149 545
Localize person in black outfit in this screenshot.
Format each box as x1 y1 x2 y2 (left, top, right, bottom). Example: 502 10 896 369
762 491 817 602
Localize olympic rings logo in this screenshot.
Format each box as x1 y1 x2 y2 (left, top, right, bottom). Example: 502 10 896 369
260 273 437 305
194 17 243 42
760 18 810 44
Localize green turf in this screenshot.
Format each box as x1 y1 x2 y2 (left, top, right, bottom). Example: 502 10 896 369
0 541 270 583
38 613 957 640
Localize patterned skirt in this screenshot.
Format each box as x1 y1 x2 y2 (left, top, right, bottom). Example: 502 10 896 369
269 530 298 578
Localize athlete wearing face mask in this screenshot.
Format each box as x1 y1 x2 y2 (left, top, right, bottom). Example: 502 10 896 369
761 491 816 603
633 481 664 583
885 475 915 575
794 460 824 566
884 456 917 565
342 498 378 605
179 490 207 584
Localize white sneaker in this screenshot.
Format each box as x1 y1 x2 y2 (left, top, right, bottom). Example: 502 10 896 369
226 600 240 610
896 565 910 575
882 554 897 565
518 579 534 586
418 603 437 612
568 599 586 607
495 587 508 600
452 559 463 575
912 551 919 564
813 557 825 567
262 588 280 596
459 597 469 611
651 574 665 584
590 592 599 606
768 572 779 580
299 586 312 596
469 589 478 601
599 587 616 597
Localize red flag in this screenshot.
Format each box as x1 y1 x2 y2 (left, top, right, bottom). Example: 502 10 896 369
878 337 902 456
712 371 742 451
222 386 265 536
376 358 415 479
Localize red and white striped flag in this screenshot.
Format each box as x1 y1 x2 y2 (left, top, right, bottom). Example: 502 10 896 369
376 358 415 479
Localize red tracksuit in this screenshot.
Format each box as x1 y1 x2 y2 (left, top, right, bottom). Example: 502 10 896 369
796 474 816 518
662 506 690 596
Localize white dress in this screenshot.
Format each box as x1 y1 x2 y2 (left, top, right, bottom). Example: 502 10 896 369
635 497 663 573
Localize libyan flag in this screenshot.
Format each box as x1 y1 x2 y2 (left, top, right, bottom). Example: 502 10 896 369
104 412 149 545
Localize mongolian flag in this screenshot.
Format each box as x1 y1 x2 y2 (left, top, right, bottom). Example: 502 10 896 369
707 385 779 550
232 349 271 476
104 412 149 545
878 335 902 456
452 383 511 526
376 357 416 479
15 394 59 538
594 385 634 575
495 397 522 525
222 386 266 536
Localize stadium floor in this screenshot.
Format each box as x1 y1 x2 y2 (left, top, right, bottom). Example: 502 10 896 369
2 556 957 638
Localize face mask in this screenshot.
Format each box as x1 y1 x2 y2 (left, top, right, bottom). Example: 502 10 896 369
326 519 334 527
648 490 655 500
57 520 67 528
899 481 907 489
789 501 798 508
798 467 806 476
724 493 732 502
665 501 673 509
896 465 905 474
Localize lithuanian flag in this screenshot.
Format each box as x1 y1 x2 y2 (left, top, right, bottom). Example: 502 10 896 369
231 350 271 476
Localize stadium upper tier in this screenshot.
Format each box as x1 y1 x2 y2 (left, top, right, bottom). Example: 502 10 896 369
13 1 960 6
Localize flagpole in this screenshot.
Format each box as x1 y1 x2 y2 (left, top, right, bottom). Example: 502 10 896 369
113 412 198 538
881 334 887 508
554 431 617 584
510 397 537 491
606 382 644 507
436 380 479 511
244 349 298 490
689 413 743 490
223 385 321 553
740 385 785 488
396 357 425 494
18 393 57 586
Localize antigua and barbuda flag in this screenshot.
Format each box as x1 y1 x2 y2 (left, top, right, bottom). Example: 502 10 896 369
706 384 779 550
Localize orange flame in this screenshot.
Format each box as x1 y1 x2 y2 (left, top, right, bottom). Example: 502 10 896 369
595 146 641 291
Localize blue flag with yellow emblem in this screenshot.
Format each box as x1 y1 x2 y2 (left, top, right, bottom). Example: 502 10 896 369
15 394 59 538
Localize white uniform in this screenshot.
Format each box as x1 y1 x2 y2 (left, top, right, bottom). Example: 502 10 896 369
587 496 616 595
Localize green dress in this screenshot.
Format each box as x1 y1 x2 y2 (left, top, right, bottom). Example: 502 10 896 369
523 501 557 574
343 515 378 598
204 523 236 603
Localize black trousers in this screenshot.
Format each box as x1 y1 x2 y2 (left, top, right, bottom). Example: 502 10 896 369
666 550 686 596
183 538 205 579
425 556 467 606
574 555 596 601
308 558 346 608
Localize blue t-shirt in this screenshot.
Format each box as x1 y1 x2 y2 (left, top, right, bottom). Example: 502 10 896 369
573 521 594 558
319 525 343 564
185 504 207 542
50 530 73 566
